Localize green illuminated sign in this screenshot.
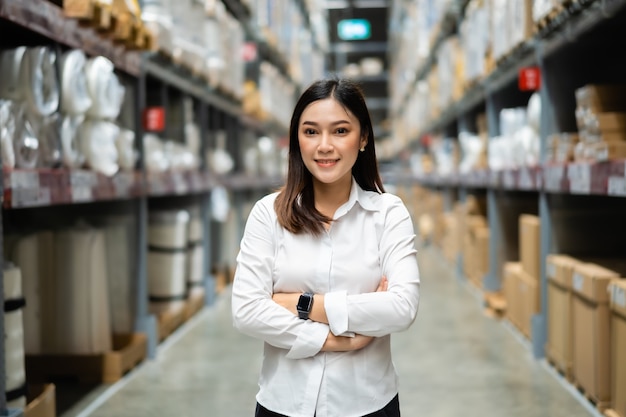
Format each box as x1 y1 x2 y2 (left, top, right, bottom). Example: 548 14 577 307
338 19 371 41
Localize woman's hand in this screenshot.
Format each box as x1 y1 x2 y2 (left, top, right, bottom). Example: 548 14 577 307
321 332 374 352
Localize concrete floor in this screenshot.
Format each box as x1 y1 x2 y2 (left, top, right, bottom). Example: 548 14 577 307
64 246 601 417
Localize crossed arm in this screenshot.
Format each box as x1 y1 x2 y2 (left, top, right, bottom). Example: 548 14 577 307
272 277 388 352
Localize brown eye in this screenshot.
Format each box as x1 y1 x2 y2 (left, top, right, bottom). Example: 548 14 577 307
336 128 347 134
303 128 316 135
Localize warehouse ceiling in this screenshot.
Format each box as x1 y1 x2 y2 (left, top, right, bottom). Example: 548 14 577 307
324 0 390 138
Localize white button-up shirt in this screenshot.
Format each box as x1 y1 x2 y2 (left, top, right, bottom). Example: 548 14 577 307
232 179 420 417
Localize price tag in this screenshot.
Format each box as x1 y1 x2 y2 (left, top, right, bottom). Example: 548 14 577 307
518 168 533 189
519 67 541 91
71 186 93 202
70 170 97 187
572 272 584 292
171 172 188 194
503 170 516 188
569 178 591 194
546 262 556 279
608 177 626 196
113 172 133 197
612 285 626 308
12 187 51 208
10 170 39 189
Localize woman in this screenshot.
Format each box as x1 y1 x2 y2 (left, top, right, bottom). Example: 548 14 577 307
232 78 420 417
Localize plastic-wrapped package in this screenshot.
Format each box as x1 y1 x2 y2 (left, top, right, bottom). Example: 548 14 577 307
60 114 86 168
28 112 62 168
21 46 59 117
116 128 137 171
144 133 169 173
0 100 15 169
0 47 27 100
458 131 485 174
164 140 196 171
12 103 39 169
60 50 93 115
527 92 541 134
85 56 126 120
79 119 120 176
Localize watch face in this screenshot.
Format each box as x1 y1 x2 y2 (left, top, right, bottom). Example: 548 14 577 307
297 293 312 311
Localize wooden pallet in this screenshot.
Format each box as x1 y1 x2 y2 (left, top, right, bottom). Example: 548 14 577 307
484 291 506 319
544 346 574 382
24 384 56 417
157 303 186 341
25 333 147 384
184 287 206 321
572 381 611 413
535 3 566 33
604 409 623 417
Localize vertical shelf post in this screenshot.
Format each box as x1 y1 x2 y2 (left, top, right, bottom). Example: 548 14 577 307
135 65 158 359
484 93 501 292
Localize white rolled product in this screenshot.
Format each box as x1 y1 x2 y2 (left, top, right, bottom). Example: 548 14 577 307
0 100 15 168
60 49 92 115
85 56 125 120
3 263 27 409
29 111 62 168
148 211 190 313
60 114 86 168
12 102 39 169
0 47 27 100
116 128 137 171
54 227 112 354
20 46 59 117
104 219 134 335
4 234 42 354
78 119 120 176
187 208 204 287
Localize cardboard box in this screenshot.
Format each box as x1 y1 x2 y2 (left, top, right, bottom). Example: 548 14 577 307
572 263 619 304
546 254 582 288
609 279 626 318
503 262 523 330
575 84 626 112
519 214 540 280
24 384 56 417
545 279 573 377
571 263 619 405
609 279 626 417
519 269 540 339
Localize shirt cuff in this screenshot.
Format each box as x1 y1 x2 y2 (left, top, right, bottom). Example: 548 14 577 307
324 290 351 336
285 321 329 359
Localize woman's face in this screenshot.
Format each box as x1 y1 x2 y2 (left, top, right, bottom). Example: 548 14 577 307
298 98 367 188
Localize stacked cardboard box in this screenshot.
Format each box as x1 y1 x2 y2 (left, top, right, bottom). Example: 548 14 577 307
574 84 626 162
503 262 523 330
545 254 581 378
608 279 626 417
517 214 541 338
570 262 620 408
463 215 489 287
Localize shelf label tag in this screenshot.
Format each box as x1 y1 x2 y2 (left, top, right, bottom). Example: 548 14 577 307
143 107 165 132
519 67 541 91
572 272 584 292
612 285 626 308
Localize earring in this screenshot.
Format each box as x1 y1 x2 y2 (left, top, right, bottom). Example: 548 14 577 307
360 147 365 152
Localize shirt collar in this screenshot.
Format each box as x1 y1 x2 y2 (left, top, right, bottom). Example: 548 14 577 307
335 178 379 219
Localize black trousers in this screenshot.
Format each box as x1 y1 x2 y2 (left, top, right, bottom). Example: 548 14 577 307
255 394 400 417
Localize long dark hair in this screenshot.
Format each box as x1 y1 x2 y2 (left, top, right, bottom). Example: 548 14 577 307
274 78 385 235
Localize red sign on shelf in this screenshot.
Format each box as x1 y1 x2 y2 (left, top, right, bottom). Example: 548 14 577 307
519 67 541 91
143 107 165 132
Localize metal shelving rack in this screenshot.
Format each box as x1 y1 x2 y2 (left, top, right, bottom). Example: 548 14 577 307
0 0 311 414
390 0 626 362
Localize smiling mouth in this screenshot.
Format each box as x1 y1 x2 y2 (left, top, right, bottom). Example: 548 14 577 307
315 159 339 165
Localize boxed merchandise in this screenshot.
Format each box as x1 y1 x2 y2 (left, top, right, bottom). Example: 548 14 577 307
575 84 626 112
588 140 626 162
518 269 540 339
503 262 523 330
609 279 626 417
519 214 540 280
545 255 579 375
571 262 620 406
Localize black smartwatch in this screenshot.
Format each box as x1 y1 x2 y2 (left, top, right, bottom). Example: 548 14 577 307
297 292 314 320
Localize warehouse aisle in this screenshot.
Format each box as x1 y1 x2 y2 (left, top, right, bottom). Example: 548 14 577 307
70 246 598 417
